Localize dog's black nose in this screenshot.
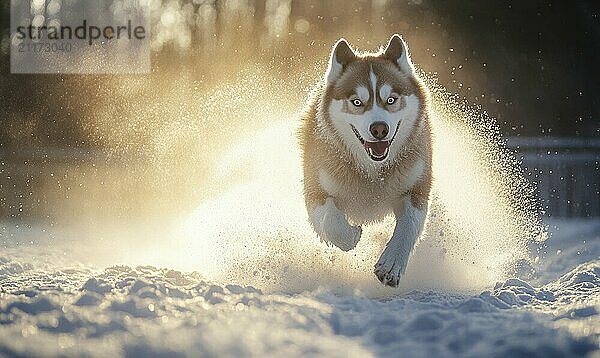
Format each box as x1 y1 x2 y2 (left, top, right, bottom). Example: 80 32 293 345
369 122 389 140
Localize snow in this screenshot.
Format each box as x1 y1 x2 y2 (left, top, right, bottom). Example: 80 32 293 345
0 218 598 357
0 120 598 357
0 116 597 356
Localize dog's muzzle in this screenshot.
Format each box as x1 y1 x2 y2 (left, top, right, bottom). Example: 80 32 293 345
351 125 391 161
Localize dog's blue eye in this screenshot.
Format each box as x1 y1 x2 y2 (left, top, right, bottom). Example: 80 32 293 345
387 97 397 104
352 99 362 107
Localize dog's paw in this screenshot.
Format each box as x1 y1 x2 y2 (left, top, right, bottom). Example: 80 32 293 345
373 252 407 287
373 263 401 287
323 223 362 252
344 224 362 251
312 197 362 251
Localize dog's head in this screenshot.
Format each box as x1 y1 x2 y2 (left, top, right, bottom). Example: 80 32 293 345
319 35 426 166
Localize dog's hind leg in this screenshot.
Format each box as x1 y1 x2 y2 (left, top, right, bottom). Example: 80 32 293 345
310 197 362 251
374 198 427 287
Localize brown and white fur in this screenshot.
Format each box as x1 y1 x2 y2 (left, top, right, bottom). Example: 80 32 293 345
300 34 432 287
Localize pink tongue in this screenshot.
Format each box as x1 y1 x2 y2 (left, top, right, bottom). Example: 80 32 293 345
365 141 390 156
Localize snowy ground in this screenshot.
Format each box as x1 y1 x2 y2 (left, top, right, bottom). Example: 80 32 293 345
0 218 598 357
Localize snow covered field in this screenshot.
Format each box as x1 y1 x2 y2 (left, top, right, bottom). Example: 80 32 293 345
0 107 597 358
0 119 598 357
0 218 598 357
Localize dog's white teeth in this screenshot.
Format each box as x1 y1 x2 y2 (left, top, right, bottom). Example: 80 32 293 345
366 145 389 160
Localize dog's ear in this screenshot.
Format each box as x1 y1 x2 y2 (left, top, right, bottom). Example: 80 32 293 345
383 34 414 75
326 38 356 83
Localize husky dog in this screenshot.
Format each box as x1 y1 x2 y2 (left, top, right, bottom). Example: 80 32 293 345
300 34 432 287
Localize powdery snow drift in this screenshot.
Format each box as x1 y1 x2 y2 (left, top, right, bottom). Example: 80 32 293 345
0 218 598 357
1 74 597 357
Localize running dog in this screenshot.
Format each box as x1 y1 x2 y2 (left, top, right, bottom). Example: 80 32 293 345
300 34 432 287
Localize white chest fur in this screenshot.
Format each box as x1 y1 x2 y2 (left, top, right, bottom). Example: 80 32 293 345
318 158 425 224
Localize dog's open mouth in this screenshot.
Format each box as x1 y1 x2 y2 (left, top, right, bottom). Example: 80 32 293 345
351 125 391 161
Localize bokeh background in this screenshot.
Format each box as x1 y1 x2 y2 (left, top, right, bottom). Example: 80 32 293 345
0 0 598 231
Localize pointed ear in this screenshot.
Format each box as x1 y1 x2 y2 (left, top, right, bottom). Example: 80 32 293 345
326 38 356 83
383 34 414 74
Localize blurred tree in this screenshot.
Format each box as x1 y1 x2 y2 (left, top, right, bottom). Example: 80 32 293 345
0 0 598 148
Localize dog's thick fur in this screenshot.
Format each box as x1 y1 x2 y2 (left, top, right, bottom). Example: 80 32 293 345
300 35 432 287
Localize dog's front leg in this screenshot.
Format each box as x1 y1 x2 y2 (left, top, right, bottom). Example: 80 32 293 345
374 199 427 287
310 197 362 251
